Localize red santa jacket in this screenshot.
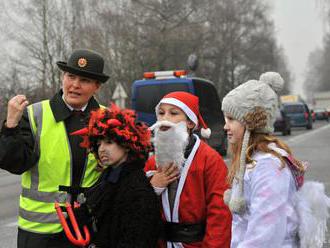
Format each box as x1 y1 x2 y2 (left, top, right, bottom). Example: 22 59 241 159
145 136 232 248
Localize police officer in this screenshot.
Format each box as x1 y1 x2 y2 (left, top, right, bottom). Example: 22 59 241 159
0 49 109 248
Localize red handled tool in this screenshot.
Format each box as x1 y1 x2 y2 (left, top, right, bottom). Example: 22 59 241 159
55 201 90 247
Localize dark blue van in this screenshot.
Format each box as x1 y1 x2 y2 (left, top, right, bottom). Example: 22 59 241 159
282 102 313 129
131 70 227 156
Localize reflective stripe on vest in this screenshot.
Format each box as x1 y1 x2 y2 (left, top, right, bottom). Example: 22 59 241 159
19 207 59 224
19 100 100 234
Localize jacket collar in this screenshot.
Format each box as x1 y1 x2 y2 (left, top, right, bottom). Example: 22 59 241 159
50 89 100 122
102 159 145 184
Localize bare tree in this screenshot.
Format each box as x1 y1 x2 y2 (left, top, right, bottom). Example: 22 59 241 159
302 1 330 100
199 0 288 98
0 0 292 107
304 33 330 100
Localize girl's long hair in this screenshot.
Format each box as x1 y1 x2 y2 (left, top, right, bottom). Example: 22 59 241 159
227 132 305 185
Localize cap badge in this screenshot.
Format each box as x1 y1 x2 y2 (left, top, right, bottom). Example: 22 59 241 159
77 58 87 68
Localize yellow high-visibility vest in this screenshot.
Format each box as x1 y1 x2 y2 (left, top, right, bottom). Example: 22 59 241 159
18 100 101 233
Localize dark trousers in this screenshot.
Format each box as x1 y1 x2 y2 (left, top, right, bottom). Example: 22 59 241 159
17 228 77 248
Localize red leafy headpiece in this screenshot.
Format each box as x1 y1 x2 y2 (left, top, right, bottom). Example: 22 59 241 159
71 103 152 161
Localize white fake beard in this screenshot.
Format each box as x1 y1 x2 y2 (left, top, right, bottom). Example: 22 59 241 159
150 120 189 170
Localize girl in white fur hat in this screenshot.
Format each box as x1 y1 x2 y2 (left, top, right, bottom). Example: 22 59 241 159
222 72 330 248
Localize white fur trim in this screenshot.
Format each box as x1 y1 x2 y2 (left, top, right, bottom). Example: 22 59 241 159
153 186 166 196
161 135 201 222
145 170 156 178
201 128 211 138
167 242 183 248
223 189 231 206
161 135 201 248
158 98 198 125
172 135 201 222
162 189 171 222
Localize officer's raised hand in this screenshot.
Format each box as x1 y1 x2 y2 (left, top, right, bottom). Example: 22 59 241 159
6 95 29 128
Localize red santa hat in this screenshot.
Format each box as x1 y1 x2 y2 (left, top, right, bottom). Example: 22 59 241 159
156 91 211 138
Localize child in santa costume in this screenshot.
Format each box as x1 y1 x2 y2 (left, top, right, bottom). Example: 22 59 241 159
222 72 330 248
145 91 232 248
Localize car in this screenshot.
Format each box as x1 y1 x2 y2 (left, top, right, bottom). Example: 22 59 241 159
310 109 316 122
314 108 329 121
274 109 291 135
131 70 227 156
282 102 313 130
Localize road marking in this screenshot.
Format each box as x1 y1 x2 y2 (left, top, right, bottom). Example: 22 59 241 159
286 123 330 145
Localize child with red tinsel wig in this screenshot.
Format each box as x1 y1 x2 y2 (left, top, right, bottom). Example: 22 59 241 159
70 104 161 248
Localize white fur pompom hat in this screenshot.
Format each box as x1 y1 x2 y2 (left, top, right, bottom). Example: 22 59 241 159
221 72 284 213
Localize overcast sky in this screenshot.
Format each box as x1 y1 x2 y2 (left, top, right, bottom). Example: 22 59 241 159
270 0 326 97
0 0 326 99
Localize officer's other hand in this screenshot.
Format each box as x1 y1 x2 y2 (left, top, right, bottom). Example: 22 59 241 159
6 95 29 128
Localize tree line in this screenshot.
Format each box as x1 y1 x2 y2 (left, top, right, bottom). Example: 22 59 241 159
0 0 292 121
304 0 330 100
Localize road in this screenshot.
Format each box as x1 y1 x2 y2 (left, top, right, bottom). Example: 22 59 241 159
0 121 329 247
0 169 20 248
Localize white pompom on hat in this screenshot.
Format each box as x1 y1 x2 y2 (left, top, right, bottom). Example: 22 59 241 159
259 71 284 94
156 91 211 138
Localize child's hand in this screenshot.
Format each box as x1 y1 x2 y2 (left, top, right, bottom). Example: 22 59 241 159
150 163 179 188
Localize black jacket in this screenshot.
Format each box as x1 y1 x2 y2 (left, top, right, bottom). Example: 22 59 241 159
75 159 161 248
